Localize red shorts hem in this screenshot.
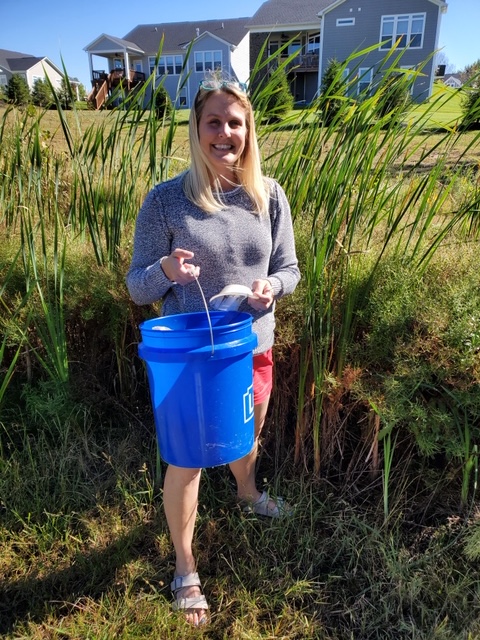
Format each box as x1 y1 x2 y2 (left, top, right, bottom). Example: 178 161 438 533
253 348 273 405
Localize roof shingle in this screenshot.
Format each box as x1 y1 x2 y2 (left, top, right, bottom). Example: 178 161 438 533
123 18 249 54
247 0 334 28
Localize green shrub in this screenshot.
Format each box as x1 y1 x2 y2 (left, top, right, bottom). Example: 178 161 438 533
6 74 30 106
32 78 54 108
461 86 480 129
154 84 172 119
317 58 347 126
375 74 412 123
57 77 76 110
254 66 294 123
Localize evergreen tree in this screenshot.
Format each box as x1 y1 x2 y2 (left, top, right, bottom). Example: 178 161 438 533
6 74 30 106
154 84 172 119
376 74 412 124
318 58 346 126
32 78 54 108
460 59 480 88
461 86 480 129
57 77 75 109
256 66 294 123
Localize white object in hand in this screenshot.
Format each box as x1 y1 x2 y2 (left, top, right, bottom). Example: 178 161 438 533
209 284 258 311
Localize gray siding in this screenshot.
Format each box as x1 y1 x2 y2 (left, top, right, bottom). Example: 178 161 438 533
321 0 442 101
143 35 240 108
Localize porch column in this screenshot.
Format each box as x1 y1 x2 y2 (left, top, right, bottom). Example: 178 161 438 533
88 53 94 85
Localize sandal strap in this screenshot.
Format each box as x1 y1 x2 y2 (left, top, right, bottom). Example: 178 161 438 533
172 595 209 611
243 491 292 517
170 571 202 592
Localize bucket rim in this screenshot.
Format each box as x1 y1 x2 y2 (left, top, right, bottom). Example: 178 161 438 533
139 310 252 333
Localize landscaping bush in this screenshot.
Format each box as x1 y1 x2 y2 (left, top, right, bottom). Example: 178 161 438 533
253 65 294 123
154 84 172 119
32 77 55 108
6 74 30 105
317 57 347 126
461 85 480 129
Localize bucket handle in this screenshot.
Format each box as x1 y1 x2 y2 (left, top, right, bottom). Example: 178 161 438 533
191 271 215 356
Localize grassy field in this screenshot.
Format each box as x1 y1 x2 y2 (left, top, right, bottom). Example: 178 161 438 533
1 78 480 639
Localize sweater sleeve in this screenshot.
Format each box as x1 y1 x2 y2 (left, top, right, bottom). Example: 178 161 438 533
125 187 173 306
267 180 301 298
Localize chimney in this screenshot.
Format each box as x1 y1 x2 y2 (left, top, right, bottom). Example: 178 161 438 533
196 28 200 37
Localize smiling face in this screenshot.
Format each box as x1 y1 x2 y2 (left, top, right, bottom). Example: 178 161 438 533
197 91 248 190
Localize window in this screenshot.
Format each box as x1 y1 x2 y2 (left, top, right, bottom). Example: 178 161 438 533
357 67 373 95
288 40 301 57
380 14 425 50
0 74 7 86
149 55 183 76
307 33 320 55
194 51 222 73
337 18 355 27
134 61 143 72
401 66 416 95
268 40 279 56
178 87 187 107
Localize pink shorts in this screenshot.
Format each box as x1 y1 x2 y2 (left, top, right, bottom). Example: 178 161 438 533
253 348 273 405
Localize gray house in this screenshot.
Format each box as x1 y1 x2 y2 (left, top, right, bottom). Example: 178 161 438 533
84 19 250 109
248 0 449 103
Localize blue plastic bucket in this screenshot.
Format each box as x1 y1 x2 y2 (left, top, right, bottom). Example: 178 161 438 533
138 311 258 468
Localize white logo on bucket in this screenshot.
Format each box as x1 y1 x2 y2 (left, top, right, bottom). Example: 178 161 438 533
243 384 254 423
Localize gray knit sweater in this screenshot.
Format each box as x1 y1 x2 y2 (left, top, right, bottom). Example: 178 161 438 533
126 173 300 354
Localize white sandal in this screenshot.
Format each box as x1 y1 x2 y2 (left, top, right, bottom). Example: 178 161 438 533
242 490 293 518
170 571 209 625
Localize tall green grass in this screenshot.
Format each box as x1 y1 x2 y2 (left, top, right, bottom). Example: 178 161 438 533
259 54 480 493
2 48 480 496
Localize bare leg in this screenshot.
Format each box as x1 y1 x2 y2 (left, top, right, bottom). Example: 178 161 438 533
163 464 205 625
229 396 270 504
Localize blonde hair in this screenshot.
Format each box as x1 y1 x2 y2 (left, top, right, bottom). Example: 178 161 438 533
183 85 269 214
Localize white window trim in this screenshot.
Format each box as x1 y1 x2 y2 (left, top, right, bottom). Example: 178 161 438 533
177 87 187 106
149 55 183 76
337 18 355 27
194 50 223 73
400 65 416 95
307 33 320 54
379 13 426 51
357 67 373 95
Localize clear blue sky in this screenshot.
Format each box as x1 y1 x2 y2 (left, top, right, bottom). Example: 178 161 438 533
0 0 477 89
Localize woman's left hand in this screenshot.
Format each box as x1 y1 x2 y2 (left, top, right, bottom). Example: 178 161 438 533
248 279 274 311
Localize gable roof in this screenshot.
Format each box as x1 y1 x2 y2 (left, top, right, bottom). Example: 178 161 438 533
83 34 144 54
0 49 42 72
123 18 249 54
247 0 332 29
0 48 63 76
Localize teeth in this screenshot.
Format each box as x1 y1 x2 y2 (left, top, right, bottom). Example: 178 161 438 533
214 144 233 150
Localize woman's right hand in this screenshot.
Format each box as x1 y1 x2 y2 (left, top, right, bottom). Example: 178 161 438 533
161 248 200 285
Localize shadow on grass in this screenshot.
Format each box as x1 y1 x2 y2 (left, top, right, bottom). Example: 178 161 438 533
0 522 164 635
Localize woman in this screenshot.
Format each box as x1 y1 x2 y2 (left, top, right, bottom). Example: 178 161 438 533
126 77 300 626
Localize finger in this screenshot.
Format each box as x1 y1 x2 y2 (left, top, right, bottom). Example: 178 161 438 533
171 248 195 259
